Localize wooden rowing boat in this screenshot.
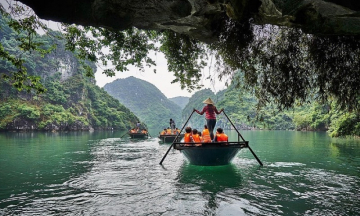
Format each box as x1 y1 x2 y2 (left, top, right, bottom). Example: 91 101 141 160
158 134 184 143
173 141 248 166
128 132 148 138
159 110 262 166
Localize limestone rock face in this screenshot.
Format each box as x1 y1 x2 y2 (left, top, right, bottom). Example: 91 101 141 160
18 0 360 42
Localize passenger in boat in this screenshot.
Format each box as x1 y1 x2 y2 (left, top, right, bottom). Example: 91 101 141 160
192 129 202 146
160 129 167 135
202 125 212 143
166 127 172 135
184 126 193 145
198 131 202 142
194 97 224 140
169 118 176 130
141 129 147 134
130 128 137 133
174 128 180 135
213 128 228 143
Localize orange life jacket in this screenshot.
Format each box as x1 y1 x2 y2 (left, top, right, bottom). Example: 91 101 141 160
184 133 193 143
166 129 172 134
192 134 201 143
160 131 166 135
202 129 211 143
215 133 228 142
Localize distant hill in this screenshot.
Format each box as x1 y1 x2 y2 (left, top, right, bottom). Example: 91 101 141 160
103 76 182 128
182 85 295 131
169 96 189 109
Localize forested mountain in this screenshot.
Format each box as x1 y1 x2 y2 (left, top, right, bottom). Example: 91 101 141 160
182 87 260 130
215 84 296 130
103 77 182 128
182 79 360 137
169 96 189 109
0 14 139 131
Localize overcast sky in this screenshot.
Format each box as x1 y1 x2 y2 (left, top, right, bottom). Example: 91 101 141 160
1 0 227 99
95 51 227 98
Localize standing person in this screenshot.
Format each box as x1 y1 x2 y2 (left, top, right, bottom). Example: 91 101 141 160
136 121 141 130
169 118 176 130
194 98 224 140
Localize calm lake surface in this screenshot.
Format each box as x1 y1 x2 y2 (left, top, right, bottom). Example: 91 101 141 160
0 130 359 215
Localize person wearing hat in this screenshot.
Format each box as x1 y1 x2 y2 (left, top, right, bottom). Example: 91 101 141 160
194 98 224 140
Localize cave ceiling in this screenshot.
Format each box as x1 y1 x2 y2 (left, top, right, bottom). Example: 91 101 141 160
15 0 360 42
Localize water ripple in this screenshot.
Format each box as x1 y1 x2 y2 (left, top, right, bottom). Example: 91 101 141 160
1 131 360 215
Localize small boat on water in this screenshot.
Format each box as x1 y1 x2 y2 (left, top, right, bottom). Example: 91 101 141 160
173 141 248 166
159 110 263 166
158 134 185 143
128 132 148 138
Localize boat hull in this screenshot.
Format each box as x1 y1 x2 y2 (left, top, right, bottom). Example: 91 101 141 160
128 133 148 138
158 134 184 143
174 142 248 166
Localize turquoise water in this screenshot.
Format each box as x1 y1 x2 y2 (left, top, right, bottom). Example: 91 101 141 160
0 130 359 215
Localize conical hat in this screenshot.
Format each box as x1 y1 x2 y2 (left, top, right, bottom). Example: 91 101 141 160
203 98 214 104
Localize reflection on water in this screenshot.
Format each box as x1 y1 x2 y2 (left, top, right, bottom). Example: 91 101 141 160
177 163 243 191
176 163 243 215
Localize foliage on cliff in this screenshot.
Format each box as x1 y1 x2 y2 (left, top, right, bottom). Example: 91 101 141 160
0 14 139 131
183 72 360 137
0 76 139 131
103 76 182 129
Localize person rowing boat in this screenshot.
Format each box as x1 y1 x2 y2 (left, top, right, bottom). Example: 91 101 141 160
194 98 224 140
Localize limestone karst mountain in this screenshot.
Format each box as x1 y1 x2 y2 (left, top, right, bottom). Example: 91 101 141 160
103 76 182 128
169 96 189 110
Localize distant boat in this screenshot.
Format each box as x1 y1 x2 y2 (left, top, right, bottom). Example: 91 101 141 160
158 134 184 143
128 132 148 138
173 141 248 166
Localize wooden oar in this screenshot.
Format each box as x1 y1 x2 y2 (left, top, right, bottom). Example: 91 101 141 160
222 110 263 166
159 110 195 165
120 131 129 138
222 111 246 142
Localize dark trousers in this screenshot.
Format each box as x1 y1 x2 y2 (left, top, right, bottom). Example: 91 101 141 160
206 119 216 140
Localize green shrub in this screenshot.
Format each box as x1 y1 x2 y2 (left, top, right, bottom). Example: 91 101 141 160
18 105 40 120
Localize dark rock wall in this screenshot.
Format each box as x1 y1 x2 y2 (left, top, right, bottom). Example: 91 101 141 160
17 0 360 41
